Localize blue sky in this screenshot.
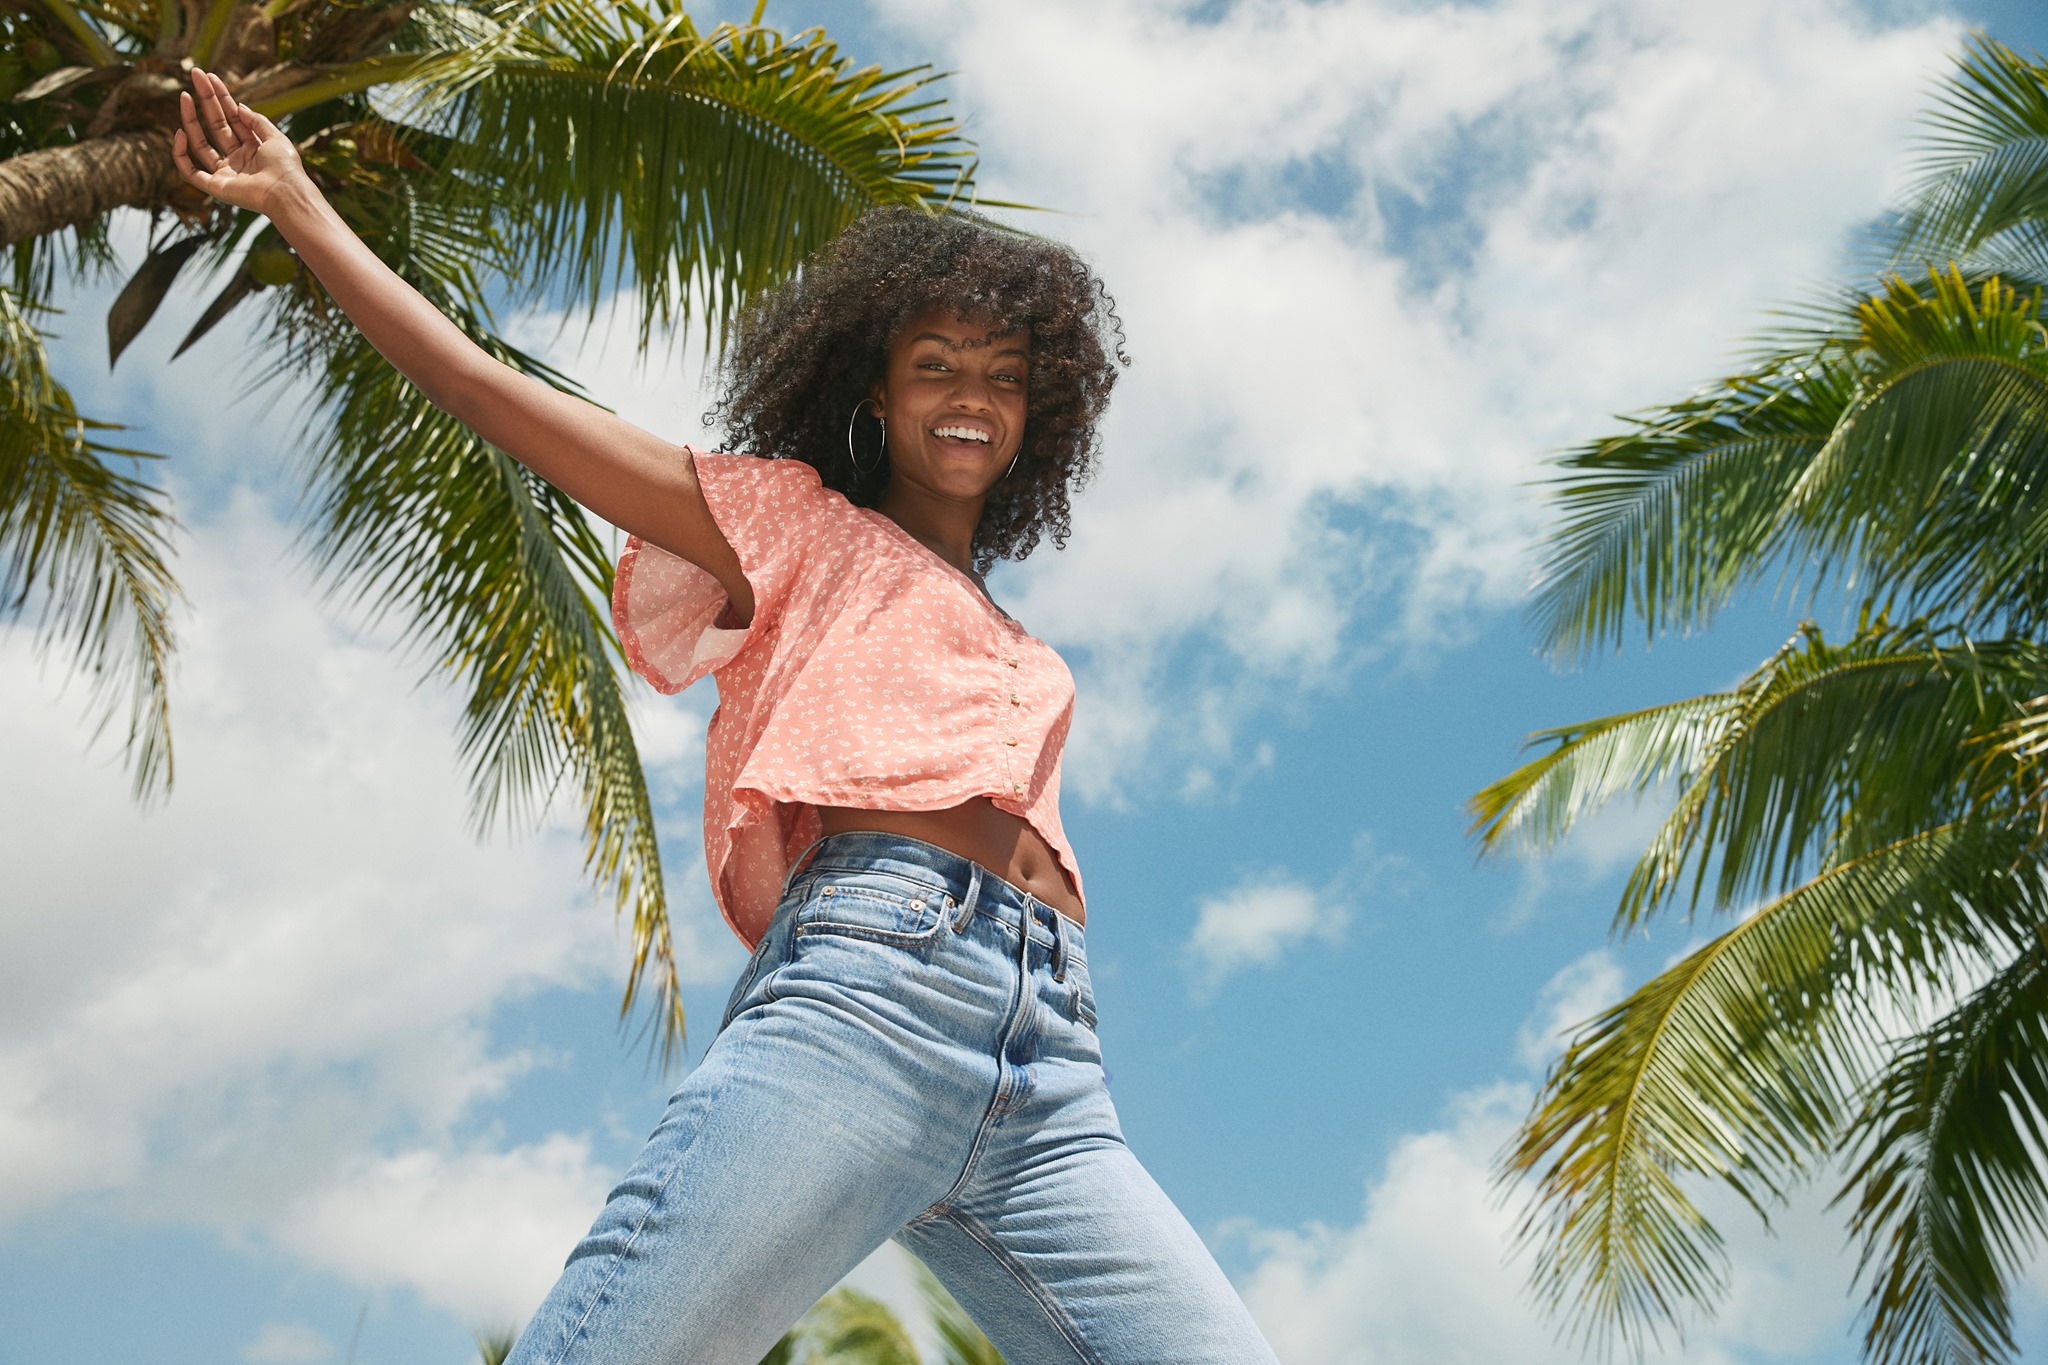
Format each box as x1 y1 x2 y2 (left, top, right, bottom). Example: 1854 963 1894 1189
9 2 2048 1363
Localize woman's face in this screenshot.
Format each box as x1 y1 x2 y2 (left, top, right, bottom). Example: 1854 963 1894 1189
872 307 1029 501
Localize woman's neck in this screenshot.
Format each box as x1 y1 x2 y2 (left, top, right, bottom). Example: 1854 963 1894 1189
876 479 983 572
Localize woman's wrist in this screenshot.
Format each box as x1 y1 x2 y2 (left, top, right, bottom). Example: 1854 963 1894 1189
261 173 334 238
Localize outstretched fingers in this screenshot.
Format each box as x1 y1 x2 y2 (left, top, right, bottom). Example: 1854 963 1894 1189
175 91 222 175
195 68 243 157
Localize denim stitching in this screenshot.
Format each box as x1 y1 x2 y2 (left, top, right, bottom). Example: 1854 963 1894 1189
939 1208 1107 1365
793 924 948 950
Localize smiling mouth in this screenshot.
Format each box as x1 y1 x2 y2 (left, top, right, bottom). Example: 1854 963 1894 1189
931 424 992 445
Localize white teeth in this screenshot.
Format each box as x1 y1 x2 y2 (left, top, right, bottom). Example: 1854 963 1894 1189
932 425 990 443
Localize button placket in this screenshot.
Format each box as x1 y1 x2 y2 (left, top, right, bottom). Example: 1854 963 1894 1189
995 648 1024 795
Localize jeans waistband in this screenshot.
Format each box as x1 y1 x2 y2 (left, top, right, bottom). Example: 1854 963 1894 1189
785 830 1082 962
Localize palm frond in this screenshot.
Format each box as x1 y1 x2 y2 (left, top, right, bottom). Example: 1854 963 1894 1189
1531 359 1849 660
1475 621 2048 927
1786 271 2048 634
300 321 679 1055
1504 819 2041 1357
428 0 998 347
1534 265 2048 660
262 156 681 1051
0 282 178 795
1887 36 2048 278
1844 926 2048 1365
763 1288 919 1365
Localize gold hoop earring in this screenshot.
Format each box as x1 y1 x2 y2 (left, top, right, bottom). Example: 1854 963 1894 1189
847 398 885 475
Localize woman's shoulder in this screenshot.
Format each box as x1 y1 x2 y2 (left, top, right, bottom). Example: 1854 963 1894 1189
688 447 869 530
688 447 824 494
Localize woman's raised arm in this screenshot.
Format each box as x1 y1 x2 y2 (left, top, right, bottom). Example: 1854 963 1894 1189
172 69 757 622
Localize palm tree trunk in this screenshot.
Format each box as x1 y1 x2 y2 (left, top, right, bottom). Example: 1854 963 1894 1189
0 131 181 247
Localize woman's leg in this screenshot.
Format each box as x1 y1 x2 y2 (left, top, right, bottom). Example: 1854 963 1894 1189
897 910 1280 1365
505 904 969 1365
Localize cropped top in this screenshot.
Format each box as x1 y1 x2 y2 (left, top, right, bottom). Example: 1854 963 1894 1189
611 449 1083 948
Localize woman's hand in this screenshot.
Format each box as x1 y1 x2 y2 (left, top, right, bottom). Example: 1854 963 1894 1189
172 68 308 217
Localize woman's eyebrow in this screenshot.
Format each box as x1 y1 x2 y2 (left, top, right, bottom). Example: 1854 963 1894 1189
908 332 1031 359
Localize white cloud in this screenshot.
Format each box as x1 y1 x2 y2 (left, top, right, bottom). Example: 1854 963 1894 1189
1515 949 1624 1071
1231 1080 1880 1365
242 1323 336 1365
242 1322 337 1365
1186 875 1348 995
871 0 1954 797
286 1136 614 1327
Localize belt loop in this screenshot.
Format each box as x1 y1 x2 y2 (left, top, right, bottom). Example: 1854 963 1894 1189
953 860 982 933
1050 906 1068 982
783 835 830 893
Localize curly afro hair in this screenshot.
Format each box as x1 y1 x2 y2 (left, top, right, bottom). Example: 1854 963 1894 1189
709 207 1128 574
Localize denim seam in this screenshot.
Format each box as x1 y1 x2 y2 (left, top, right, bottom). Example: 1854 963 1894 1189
540 1058 741 1365
793 921 950 948
799 868 951 897
917 1069 1010 1223
914 914 1032 1221
939 1207 1107 1365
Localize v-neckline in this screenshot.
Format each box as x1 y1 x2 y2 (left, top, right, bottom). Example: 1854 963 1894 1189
859 507 1026 633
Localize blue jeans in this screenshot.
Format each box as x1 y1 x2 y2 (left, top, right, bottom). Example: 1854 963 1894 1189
507 832 1278 1365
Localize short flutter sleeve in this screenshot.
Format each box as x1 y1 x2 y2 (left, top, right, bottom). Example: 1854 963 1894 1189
611 450 833 695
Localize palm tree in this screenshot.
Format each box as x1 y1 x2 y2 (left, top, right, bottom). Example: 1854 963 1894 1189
471 1262 1005 1363
0 0 993 1055
760 1288 920 1365
756 1273 1006 1364
1470 35 2048 1365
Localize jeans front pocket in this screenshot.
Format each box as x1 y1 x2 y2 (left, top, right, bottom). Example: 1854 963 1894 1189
791 869 955 947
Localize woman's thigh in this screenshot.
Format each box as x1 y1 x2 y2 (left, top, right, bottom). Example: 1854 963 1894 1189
505 973 964 1365
898 1054 1280 1365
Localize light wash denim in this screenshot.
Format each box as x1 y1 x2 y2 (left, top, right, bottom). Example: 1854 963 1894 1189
507 832 1279 1365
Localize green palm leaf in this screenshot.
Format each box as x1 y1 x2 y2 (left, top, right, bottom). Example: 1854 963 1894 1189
1505 818 2043 1356
1887 35 2048 286
427 0 1002 347
760 1288 919 1365
226 122 683 1049
1475 621 2048 926
1844 932 2048 1365
301 316 679 1056
0 282 177 795
1790 271 2048 632
1531 361 1848 660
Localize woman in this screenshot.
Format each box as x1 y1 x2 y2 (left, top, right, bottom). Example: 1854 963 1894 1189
174 69 1279 1365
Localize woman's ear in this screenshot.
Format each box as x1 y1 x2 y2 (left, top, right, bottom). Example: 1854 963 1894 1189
868 379 887 421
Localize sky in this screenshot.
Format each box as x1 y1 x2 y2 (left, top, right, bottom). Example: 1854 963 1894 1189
9 1 2048 1362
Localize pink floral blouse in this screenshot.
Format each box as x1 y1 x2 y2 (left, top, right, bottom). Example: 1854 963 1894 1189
611 449 1083 948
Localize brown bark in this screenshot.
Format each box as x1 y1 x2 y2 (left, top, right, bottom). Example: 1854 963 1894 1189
0 130 189 247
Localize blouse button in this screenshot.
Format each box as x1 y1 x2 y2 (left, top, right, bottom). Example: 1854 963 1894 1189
1012 783 1024 794
1009 694 1020 705
1004 737 1018 746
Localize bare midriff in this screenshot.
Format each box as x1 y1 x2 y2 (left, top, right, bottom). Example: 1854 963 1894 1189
816 797 1084 924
